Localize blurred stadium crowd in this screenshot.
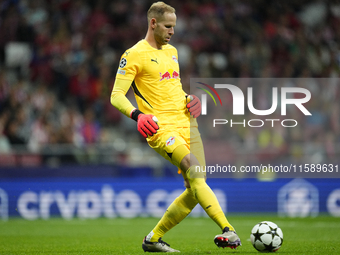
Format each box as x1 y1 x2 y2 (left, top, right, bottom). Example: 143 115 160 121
0 0 339 167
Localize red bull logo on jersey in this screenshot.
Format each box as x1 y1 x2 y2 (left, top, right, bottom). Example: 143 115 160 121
166 136 175 146
159 70 179 81
172 71 179 79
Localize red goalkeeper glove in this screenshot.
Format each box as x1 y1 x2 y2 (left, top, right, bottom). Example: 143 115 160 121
186 95 201 118
131 109 159 138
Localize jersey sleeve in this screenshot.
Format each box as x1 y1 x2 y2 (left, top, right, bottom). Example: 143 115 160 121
116 49 143 81
110 78 136 118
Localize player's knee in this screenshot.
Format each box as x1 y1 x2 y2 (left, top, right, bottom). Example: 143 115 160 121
180 154 190 171
184 179 191 188
187 165 205 180
179 153 200 172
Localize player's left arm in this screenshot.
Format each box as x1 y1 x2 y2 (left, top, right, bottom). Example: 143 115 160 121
174 48 201 118
186 95 201 118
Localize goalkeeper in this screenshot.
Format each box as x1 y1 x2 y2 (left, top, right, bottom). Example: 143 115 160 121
110 1 241 252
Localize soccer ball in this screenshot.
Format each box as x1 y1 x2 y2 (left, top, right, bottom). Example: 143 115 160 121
250 221 283 252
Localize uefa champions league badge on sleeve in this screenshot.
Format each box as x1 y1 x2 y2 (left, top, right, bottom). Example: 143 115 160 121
119 58 127 68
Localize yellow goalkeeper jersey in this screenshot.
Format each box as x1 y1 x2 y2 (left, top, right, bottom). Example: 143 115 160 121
116 39 195 127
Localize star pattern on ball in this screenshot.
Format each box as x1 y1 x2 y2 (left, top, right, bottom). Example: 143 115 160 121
263 241 276 252
251 222 283 252
268 226 277 238
253 229 263 242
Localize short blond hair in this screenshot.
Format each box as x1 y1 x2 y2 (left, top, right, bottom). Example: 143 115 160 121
147 1 175 23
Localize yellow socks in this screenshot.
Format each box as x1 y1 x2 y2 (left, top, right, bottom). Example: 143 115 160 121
187 166 235 231
147 188 198 242
146 165 235 242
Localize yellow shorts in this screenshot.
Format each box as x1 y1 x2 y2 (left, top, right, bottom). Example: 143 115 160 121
147 125 206 171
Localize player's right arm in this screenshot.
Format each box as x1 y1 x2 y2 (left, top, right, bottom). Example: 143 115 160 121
110 78 136 118
110 79 159 138
110 49 158 138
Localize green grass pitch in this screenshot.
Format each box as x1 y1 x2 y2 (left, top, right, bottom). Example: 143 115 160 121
1 215 340 254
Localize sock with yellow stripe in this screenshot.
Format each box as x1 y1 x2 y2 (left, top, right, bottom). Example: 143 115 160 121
146 188 198 242
187 165 235 231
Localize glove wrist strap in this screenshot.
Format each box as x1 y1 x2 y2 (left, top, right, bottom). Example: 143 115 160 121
131 109 144 122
